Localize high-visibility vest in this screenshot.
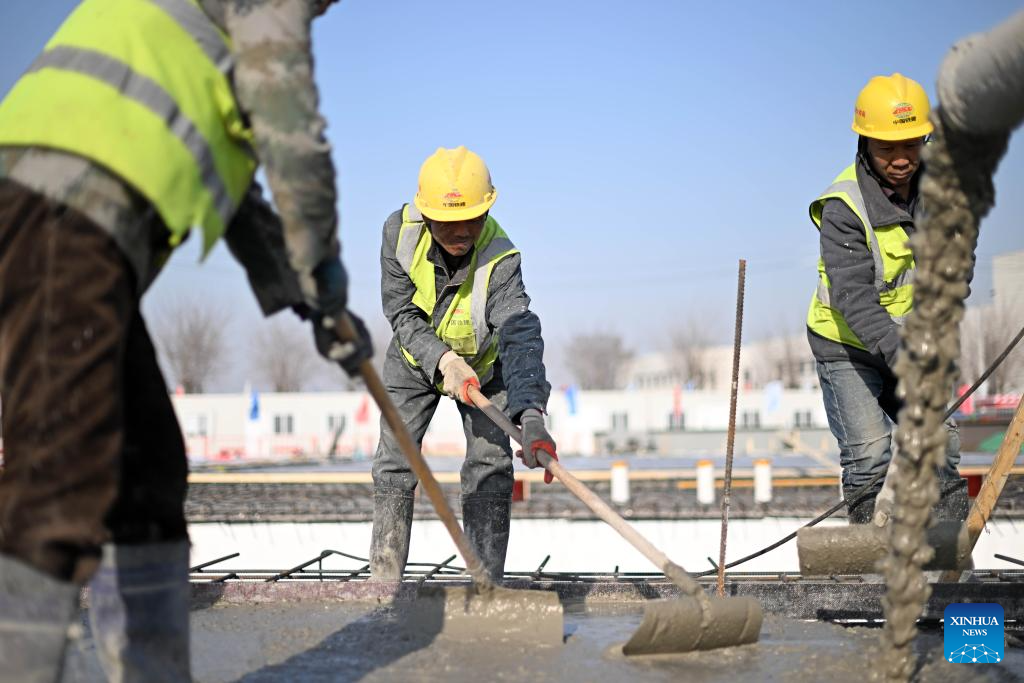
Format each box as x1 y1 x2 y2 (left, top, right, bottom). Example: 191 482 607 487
806 164 915 350
396 204 519 388
0 0 256 255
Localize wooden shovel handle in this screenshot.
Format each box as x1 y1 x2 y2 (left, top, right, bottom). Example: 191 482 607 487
940 394 1024 581
337 315 491 587
466 385 703 597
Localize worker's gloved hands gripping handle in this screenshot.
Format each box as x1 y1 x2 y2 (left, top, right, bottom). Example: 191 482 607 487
438 350 479 403
308 258 373 377
518 408 558 484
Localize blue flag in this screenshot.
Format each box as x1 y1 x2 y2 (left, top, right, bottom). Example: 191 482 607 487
249 390 260 421
565 385 578 416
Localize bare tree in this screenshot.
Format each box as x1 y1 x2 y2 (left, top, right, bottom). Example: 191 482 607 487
669 318 714 389
770 327 806 389
565 332 632 389
251 318 319 392
155 298 229 393
961 303 1024 395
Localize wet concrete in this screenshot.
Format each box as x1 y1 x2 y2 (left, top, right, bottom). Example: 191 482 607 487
798 521 971 575
60 601 1022 682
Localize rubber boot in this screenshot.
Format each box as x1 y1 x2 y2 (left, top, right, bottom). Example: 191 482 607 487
935 475 970 522
843 485 877 524
369 488 414 581
0 554 80 683
87 541 191 683
461 493 511 582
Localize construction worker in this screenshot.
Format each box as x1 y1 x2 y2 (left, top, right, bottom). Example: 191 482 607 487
806 73 968 524
371 146 554 582
0 1 371 681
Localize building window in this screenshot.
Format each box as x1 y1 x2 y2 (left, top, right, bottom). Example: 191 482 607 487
741 410 761 429
794 411 813 428
184 414 207 437
611 412 629 432
274 414 294 435
327 414 346 433
668 413 685 431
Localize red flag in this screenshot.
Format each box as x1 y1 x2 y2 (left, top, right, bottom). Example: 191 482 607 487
355 395 370 425
956 384 974 415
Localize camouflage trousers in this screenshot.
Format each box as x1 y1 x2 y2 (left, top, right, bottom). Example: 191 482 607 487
0 180 188 584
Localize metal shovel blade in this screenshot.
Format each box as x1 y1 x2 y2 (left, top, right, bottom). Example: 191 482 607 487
407 585 564 646
623 595 763 656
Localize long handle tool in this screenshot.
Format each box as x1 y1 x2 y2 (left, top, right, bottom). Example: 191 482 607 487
938 394 1024 581
336 315 562 645
467 384 762 655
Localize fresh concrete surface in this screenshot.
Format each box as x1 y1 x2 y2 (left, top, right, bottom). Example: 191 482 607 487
61 601 1022 682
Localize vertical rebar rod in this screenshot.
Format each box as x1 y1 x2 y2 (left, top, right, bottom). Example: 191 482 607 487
717 258 746 598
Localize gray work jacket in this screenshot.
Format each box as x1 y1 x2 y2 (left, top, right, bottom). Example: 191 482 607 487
380 207 550 420
807 155 919 370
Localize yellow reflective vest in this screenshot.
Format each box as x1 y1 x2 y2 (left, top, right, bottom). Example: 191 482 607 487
0 0 256 255
396 204 519 388
806 164 915 350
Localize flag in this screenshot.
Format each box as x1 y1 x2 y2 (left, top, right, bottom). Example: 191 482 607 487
355 395 370 425
564 385 578 416
763 380 783 413
249 389 260 421
956 384 974 415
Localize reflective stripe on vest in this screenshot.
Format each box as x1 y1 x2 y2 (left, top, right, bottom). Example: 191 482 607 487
806 164 916 349
396 204 519 386
0 0 256 255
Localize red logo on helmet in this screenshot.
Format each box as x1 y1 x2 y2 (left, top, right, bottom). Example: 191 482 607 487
892 103 914 118
443 190 463 200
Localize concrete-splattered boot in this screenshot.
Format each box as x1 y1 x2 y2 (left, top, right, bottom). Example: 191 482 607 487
369 488 414 581
462 493 511 582
843 485 877 524
0 554 80 683
87 541 191 683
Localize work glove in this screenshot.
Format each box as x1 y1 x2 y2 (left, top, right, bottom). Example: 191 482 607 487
312 310 373 378
518 408 558 484
308 257 349 319
438 350 479 403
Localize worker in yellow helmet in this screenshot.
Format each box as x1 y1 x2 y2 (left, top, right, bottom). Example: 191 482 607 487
806 74 968 524
0 1 368 681
370 147 555 582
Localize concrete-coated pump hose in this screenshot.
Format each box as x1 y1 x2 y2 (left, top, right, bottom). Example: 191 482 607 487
937 9 1024 136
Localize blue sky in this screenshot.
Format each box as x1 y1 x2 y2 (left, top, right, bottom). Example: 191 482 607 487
2 0 1023 388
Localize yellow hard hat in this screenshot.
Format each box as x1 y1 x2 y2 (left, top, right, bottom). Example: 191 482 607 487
852 73 934 141
414 146 497 221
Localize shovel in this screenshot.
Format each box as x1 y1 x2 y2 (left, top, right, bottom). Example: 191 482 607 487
797 453 969 575
335 316 563 645
794 326 1024 577
938 393 1024 581
466 385 762 655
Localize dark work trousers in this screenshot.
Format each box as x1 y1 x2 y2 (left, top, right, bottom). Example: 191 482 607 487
0 180 188 584
371 340 514 499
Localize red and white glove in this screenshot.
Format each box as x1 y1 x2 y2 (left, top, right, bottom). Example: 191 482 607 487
438 350 480 404
518 408 558 484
